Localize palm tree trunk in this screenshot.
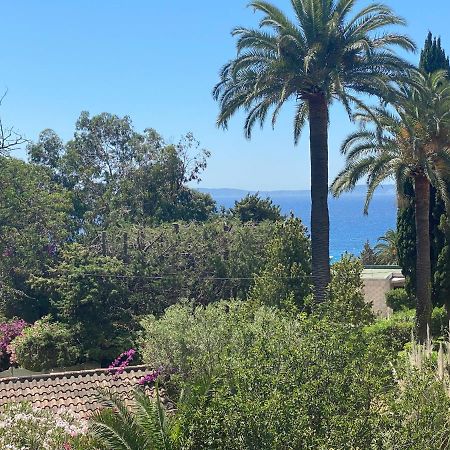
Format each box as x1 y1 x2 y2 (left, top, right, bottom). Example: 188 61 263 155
414 174 432 341
308 95 331 303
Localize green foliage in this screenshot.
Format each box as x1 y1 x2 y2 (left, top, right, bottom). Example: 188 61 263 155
91 220 274 313
386 288 415 312
397 33 450 307
0 157 73 321
90 387 172 450
9 317 80 371
250 217 311 310
433 210 450 308
420 32 450 74
140 301 239 383
360 240 378 266
29 244 134 363
431 305 448 337
397 198 417 297
365 310 414 354
23 221 274 363
326 255 374 326
141 301 392 449
230 193 282 223
0 402 92 450
28 114 215 228
379 364 450 449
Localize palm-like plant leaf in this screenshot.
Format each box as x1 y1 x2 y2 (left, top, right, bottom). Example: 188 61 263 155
90 386 172 450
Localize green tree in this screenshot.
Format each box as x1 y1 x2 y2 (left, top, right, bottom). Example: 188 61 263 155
29 244 135 363
0 157 73 321
213 0 414 302
331 70 450 341
360 241 378 266
230 193 283 222
250 216 311 310
28 114 216 227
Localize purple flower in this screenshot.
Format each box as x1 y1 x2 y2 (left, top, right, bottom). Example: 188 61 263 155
138 368 162 386
108 349 136 377
0 319 28 368
0 320 28 354
2 247 13 257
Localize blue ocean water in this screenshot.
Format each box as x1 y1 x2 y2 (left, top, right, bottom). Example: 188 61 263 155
202 186 397 260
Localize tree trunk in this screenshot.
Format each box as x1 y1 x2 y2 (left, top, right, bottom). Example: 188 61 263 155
308 95 331 303
414 174 432 342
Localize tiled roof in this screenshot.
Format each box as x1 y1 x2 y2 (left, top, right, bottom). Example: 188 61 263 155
0 365 151 418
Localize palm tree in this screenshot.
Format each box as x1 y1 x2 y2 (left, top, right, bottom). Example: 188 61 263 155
213 0 414 302
331 70 450 340
375 229 398 265
89 387 173 450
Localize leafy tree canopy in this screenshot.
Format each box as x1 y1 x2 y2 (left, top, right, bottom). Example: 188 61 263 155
230 193 283 223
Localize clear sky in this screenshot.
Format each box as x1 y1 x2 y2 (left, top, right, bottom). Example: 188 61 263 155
1 0 449 190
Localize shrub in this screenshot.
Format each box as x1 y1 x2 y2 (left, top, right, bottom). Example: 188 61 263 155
364 309 414 354
140 301 237 383
431 305 448 338
377 339 450 449
0 402 92 450
140 301 391 449
9 317 80 371
0 319 28 370
385 288 414 311
326 254 374 326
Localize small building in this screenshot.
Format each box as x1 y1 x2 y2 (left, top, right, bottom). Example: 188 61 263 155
361 266 405 317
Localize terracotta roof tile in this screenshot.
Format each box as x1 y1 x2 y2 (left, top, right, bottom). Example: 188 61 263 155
0 365 149 418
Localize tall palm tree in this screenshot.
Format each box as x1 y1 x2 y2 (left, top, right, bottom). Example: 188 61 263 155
331 70 450 340
375 229 398 265
213 0 414 302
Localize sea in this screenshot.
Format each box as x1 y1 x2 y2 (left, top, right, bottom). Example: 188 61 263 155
199 185 397 260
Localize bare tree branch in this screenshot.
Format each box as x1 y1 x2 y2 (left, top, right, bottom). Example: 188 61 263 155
0 90 28 155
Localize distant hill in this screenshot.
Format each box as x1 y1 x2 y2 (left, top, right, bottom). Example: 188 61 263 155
197 185 396 198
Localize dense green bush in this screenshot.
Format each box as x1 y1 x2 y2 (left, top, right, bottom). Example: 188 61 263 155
9 317 80 371
364 310 414 353
386 288 415 311
326 254 374 326
140 301 391 449
103 220 275 310
431 305 448 338
378 360 450 449
29 245 136 364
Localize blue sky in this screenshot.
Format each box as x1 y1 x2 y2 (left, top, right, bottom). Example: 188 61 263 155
1 0 449 190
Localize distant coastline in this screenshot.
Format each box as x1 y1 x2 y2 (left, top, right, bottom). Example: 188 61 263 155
198 185 397 259
197 184 397 198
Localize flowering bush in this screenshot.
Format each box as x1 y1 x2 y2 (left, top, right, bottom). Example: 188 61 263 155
0 319 28 370
9 317 80 371
0 402 95 449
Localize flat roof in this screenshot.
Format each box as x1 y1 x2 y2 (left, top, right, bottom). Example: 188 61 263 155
361 268 404 280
